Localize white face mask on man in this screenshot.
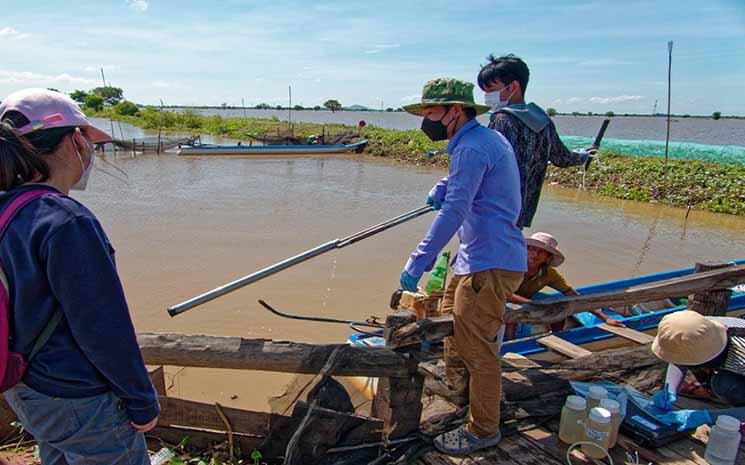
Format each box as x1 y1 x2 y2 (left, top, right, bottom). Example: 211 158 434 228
71 136 94 191
484 85 514 113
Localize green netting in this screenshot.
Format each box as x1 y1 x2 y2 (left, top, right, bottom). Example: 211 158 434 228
561 135 745 165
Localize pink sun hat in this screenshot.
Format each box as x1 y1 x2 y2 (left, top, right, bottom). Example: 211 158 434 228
0 88 112 144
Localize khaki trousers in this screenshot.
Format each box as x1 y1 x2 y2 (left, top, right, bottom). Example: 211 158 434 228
440 268 524 437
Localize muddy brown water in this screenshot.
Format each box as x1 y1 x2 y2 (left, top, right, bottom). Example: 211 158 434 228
85 120 745 412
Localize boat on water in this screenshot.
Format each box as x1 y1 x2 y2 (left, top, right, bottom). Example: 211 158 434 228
348 259 745 360
177 139 368 156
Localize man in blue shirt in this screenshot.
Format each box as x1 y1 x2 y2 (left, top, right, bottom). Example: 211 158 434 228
400 78 526 455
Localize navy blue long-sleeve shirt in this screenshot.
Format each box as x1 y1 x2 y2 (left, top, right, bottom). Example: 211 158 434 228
0 184 159 425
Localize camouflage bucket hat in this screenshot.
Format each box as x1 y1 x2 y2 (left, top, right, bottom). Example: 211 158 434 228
403 78 491 116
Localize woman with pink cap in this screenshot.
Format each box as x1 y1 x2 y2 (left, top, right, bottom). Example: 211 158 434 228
0 89 158 465
506 232 625 338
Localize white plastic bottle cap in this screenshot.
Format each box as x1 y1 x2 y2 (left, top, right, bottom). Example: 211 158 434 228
566 395 587 410
716 415 741 432
600 398 620 414
589 407 612 424
588 386 608 399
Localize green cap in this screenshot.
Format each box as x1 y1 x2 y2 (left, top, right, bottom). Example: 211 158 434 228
403 78 490 116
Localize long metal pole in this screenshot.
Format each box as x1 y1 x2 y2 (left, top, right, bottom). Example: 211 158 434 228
664 41 673 165
167 205 433 316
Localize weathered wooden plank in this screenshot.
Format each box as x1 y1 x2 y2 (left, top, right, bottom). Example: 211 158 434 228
537 335 593 359
138 333 415 377
390 266 745 348
497 433 565 465
503 352 542 369
148 425 264 454
157 395 273 434
597 323 655 344
689 262 733 317
148 366 167 396
372 312 425 439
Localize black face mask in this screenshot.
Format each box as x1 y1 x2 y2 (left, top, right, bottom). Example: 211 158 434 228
421 117 448 141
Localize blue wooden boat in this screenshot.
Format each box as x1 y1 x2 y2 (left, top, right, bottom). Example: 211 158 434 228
348 259 745 361
177 140 368 156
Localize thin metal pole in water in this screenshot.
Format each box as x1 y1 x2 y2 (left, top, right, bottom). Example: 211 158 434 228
664 41 673 166
157 99 164 155
288 85 292 134
101 67 117 155
241 98 248 121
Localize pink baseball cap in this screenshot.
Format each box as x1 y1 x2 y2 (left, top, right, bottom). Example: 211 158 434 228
0 88 112 144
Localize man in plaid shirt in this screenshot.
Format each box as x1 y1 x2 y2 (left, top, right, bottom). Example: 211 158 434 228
478 54 593 229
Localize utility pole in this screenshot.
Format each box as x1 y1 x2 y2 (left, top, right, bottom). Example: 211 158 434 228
664 41 673 166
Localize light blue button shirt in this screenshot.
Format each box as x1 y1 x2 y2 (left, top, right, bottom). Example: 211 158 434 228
405 119 527 277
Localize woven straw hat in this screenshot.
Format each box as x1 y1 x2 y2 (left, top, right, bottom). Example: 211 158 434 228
525 232 565 267
651 310 728 365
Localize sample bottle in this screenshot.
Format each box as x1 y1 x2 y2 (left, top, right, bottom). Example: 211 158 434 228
586 385 608 414
600 398 622 448
425 251 450 293
559 395 587 444
582 407 612 459
705 415 742 465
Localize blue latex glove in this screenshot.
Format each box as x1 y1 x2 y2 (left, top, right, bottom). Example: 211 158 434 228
652 387 677 412
658 409 713 432
426 195 442 211
400 270 420 292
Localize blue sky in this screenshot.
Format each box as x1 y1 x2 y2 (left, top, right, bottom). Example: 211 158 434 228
1 0 744 115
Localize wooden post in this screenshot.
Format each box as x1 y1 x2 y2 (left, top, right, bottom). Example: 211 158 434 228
371 311 424 439
132 138 136 157
688 261 733 316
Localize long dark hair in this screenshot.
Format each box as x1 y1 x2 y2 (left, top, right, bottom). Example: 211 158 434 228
0 111 76 191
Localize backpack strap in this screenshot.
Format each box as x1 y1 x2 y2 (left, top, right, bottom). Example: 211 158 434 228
0 188 64 361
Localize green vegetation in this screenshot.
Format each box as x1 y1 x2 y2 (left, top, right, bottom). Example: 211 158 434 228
113 100 139 116
547 108 557 117
93 108 745 216
84 93 104 112
323 99 342 112
713 111 722 120
605 111 615 117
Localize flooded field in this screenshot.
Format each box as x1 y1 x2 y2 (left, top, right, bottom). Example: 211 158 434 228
83 119 745 410
178 108 745 147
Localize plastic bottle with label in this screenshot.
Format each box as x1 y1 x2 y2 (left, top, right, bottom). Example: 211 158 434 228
705 415 742 465
600 398 622 448
586 385 608 414
559 395 587 444
582 407 612 459
425 251 450 294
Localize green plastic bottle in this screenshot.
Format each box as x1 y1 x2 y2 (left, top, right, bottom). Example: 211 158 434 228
425 251 450 294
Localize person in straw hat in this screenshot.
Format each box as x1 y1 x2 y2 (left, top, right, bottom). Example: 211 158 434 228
651 310 745 411
505 232 625 339
399 78 526 455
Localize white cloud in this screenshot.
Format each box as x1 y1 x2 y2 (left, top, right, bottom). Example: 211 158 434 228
126 0 148 12
563 95 645 105
400 94 420 102
0 70 97 86
588 95 644 104
84 65 121 73
0 27 31 40
364 43 401 54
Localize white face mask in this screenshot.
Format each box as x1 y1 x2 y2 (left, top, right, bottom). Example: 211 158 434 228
484 86 514 113
71 138 94 191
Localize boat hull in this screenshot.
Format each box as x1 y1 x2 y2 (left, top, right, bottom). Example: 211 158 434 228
177 140 368 156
